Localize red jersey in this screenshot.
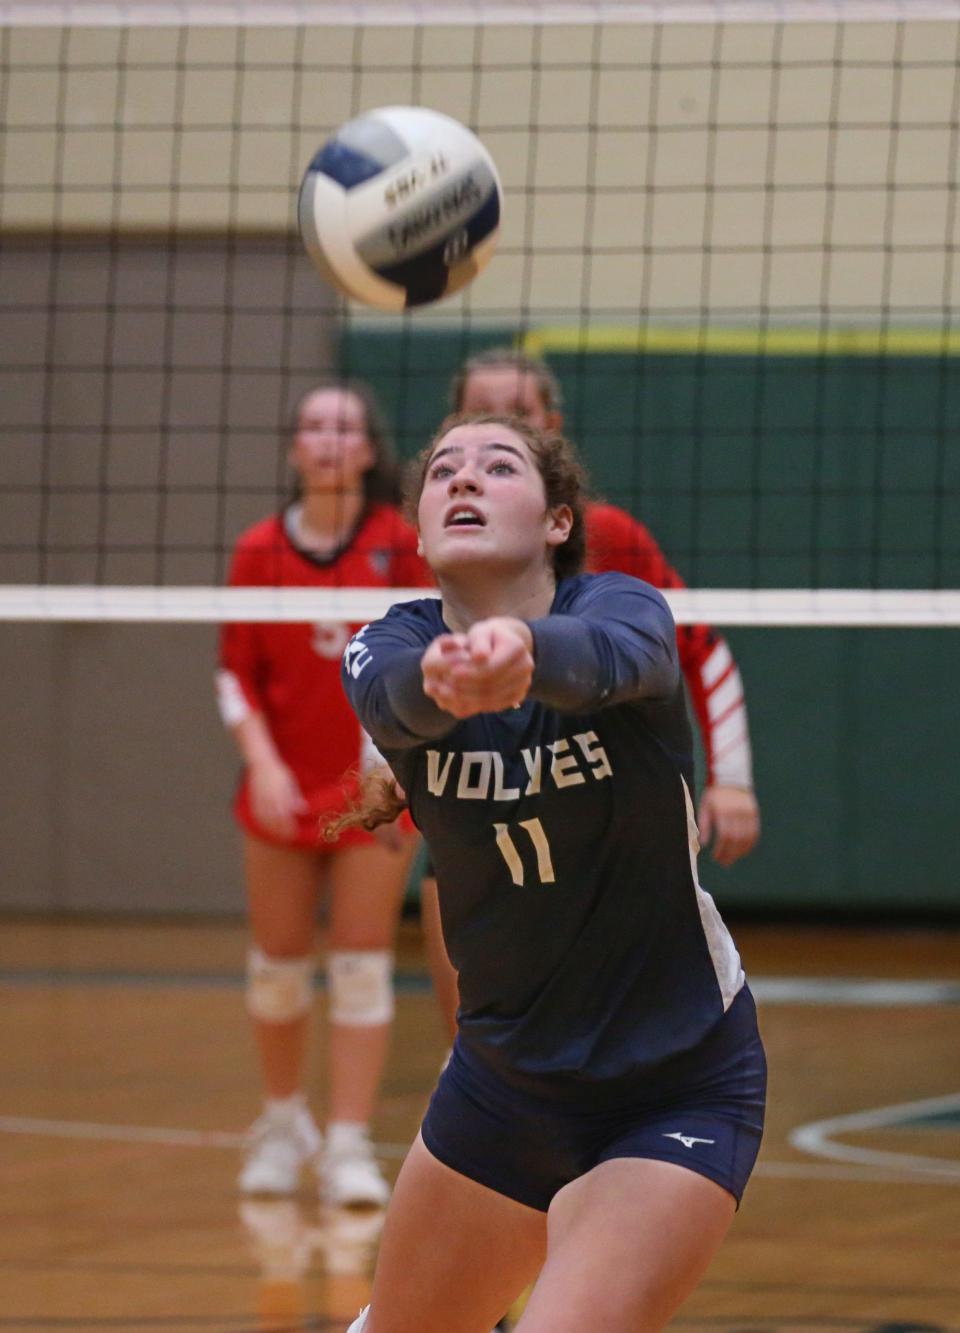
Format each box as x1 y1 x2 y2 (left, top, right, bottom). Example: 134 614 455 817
586 503 753 789
217 502 432 846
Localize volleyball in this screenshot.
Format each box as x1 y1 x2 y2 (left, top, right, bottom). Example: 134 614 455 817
298 106 502 312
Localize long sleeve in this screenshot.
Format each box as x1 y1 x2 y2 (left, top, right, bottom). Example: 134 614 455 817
528 575 679 712
342 605 456 751
343 578 680 751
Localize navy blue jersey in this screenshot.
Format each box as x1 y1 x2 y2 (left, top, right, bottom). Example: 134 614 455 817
343 573 745 1092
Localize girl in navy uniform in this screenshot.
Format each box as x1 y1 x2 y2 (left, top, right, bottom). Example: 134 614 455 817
337 415 766 1333
423 346 761 1042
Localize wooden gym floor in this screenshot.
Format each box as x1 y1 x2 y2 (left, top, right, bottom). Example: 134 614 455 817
0 915 958 1332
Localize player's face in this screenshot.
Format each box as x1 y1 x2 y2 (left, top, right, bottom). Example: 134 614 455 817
459 367 561 431
418 422 571 578
289 388 375 490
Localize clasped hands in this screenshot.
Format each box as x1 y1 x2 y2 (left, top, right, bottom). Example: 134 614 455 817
421 617 535 719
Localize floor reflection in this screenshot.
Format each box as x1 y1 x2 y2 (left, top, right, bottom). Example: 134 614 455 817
240 1198 385 1331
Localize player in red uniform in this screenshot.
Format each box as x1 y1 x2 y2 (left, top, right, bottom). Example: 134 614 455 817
217 380 431 1204
423 349 761 1038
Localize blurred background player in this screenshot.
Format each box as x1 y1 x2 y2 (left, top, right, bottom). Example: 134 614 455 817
217 380 430 1205
422 348 762 1038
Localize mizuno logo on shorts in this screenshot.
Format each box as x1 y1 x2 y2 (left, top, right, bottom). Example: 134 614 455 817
662 1131 716 1149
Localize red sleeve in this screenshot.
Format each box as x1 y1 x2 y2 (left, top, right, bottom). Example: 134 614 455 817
586 502 683 588
585 503 753 788
215 538 267 725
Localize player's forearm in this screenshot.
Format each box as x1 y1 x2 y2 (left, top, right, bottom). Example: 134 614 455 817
229 711 284 769
527 613 678 711
356 646 459 747
215 667 284 766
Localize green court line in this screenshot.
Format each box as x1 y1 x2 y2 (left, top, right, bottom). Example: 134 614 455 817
520 325 960 358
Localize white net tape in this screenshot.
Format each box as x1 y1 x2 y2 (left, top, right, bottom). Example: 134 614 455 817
3 2 960 27
1 585 957 625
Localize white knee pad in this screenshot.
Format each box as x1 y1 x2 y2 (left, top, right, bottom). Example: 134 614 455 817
246 947 314 1023
326 950 394 1026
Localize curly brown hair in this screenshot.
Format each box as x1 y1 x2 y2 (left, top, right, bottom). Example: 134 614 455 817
406 413 588 580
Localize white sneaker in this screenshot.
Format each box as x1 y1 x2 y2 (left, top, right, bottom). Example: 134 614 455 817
238 1107 322 1195
320 1125 391 1207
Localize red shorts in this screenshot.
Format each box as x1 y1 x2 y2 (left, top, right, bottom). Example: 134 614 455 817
233 776 415 852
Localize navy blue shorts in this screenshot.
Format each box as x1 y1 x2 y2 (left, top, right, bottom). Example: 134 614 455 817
421 988 766 1212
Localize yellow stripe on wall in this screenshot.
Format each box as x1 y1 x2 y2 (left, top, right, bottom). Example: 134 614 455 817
520 326 960 358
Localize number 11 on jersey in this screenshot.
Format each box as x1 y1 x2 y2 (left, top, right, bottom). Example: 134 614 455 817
494 818 556 887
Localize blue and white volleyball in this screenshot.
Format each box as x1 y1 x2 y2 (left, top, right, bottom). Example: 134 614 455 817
298 106 502 312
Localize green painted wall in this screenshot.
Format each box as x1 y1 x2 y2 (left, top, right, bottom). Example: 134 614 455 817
342 328 959 912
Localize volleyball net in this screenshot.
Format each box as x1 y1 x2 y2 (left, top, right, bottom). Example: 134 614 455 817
1 0 959 627
3 1 959 917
